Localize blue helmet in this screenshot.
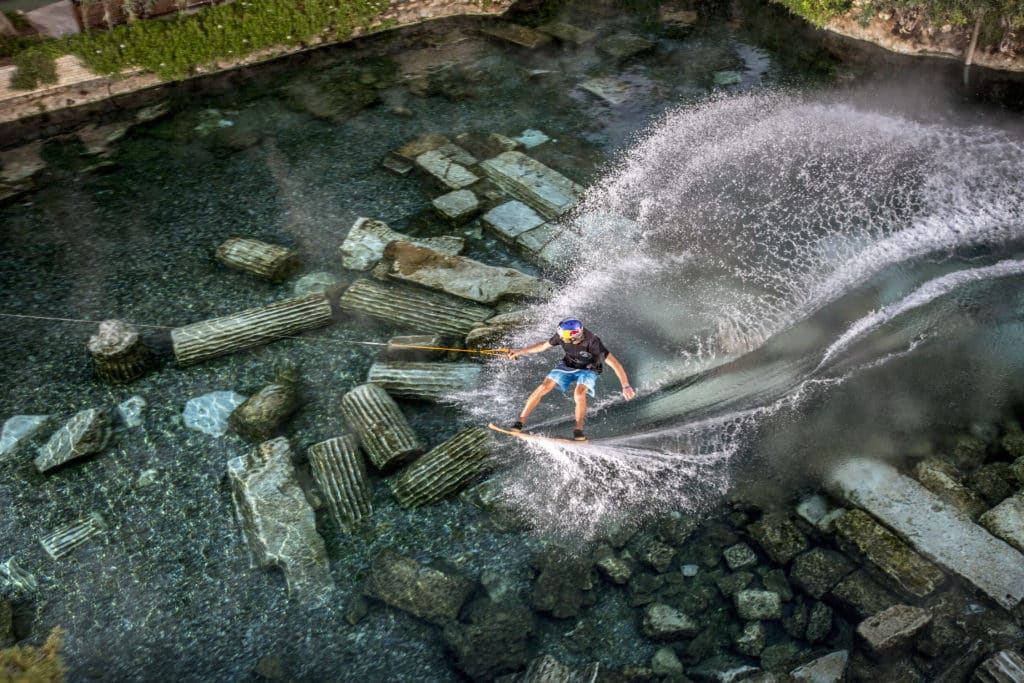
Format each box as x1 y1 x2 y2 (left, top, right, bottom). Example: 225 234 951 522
557 318 583 341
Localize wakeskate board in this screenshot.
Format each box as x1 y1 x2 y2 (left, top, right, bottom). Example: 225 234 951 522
487 423 590 444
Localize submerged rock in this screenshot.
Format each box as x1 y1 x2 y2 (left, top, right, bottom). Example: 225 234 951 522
537 22 596 45
856 604 931 654
480 23 551 49
292 271 340 298
338 217 464 271
0 415 53 458
735 590 782 621
746 513 809 566
363 549 474 624
529 547 597 618
117 396 146 428
227 437 333 606
790 650 848 683
643 602 699 640
34 408 112 472
979 493 1024 553
183 391 247 437
378 241 554 304
599 33 656 60
480 151 583 220
829 570 900 620
0 557 37 602
442 598 535 681
789 547 855 599
228 366 299 442
432 189 480 224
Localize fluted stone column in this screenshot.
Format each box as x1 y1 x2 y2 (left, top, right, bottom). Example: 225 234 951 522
171 293 333 365
87 319 149 383
340 383 423 471
40 512 106 559
216 237 298 282
338 278 493 338
367 361 481 402
391 427 491 508
308 435 372 529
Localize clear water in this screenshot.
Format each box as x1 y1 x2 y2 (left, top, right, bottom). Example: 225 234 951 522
2 0 1024 679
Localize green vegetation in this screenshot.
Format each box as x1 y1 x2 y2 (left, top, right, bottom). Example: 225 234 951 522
0 627 65 683
776 0 1024 28
4 0 390 89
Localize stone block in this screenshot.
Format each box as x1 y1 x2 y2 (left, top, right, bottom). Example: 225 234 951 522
914 458 987 518
789 547 855 599
338 217 463 271
724 543 758 571
378 241 554 304
34 408 111 472
481 200 545 242
642 603 699 640
735 590 782 621
829 458 1024 611
479 151 583 220
432 189 479 223
979 494 1024 553
736 621 767 656
832 508 945 598
973 649 1024 683
363 549 474 624
580 77 635 105
227 438 333 606
829 570 900 620
790 650 848 683
747 513 809 566
856 604 931 655
416 149 479 190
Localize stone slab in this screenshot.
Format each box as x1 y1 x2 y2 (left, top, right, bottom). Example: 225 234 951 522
828 458 1024 611
979 493 1024 553
338 217 464 271
479 151 583 220
481 200 545 242
379 241 553 304
416 149 479 189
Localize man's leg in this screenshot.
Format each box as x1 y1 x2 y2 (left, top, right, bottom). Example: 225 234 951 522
573 383 589 430
518 378 557 423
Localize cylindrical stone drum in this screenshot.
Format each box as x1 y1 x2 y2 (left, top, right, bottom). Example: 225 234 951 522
87 319 149 383
216 237 299 283
340 383 423 471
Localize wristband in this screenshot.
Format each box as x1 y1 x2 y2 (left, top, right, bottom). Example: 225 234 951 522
623 385 632 390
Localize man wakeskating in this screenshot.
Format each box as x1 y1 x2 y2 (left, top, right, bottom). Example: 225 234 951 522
506 318 636 441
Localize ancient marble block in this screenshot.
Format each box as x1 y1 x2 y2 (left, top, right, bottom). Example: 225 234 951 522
88 319 149 383
979 494 1024 553
368 361 482 402
34 408 111 473
40 512 106 559
479 151 583 220
337 278 494 338
340 383 423 471
432 189 479 223
856 604 931 654
363 549 475 624
338 217 464 271
415 148 479 190
829 458 1024 611
481 200 545 243
307 435 372 529
171 293 333 366
227 437 333 606
390 427 491 507
378 241 554 304
832 508 945 598
215 237 298 283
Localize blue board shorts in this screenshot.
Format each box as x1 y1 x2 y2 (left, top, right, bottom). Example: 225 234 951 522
546 368 598 396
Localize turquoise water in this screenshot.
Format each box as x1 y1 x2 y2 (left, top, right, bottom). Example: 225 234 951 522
2 0 1024 680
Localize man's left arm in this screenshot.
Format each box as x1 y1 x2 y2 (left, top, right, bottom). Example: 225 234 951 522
604 353 636 400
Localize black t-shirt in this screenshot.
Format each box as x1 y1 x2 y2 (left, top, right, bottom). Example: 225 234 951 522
547 328 609 374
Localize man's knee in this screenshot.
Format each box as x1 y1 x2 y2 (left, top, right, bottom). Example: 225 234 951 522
573 385 589 400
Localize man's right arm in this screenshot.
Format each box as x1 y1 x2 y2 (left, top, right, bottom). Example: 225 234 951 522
507 341 552 360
